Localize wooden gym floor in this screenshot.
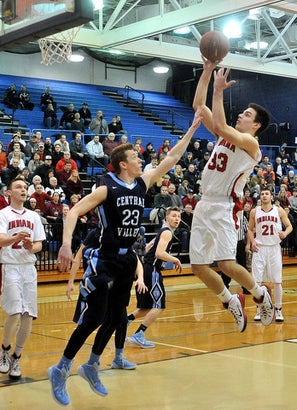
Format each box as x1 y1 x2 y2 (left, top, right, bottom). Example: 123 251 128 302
1 266 297 409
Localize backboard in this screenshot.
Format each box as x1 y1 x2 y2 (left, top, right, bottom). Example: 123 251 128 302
0 0 94 50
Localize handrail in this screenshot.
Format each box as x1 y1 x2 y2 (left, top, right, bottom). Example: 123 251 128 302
124 85 145 109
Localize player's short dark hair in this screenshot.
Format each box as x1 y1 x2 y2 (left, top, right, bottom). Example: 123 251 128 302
110 143 134 174
248 103 271 136
8 177 28 190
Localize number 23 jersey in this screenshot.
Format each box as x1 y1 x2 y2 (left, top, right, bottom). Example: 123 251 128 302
201 136 261 199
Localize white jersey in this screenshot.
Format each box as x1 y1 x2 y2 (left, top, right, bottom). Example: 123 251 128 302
201 136 261 199
254 205 282 246
0 206 46 264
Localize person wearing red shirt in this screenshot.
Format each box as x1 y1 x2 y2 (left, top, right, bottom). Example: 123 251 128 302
182 189 198 209
30 184 52 213
55 151 78 173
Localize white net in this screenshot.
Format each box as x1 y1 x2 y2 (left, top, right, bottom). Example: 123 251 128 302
38 26 82 66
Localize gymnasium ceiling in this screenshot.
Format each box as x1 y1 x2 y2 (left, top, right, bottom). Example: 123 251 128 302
4 0 297 78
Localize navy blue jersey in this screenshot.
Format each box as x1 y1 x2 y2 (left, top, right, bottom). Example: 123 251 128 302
96 172 146 250
143 226 174 271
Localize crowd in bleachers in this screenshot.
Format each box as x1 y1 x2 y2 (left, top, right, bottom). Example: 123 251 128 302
1 79 297 259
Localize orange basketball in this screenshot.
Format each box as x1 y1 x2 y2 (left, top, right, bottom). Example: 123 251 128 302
199 30 229 63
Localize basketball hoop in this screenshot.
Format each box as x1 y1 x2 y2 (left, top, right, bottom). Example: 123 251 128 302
38 26 82 66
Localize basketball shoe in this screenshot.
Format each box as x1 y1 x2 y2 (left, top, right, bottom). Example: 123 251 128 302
9 354 21 379
254 285 275 325
111 356 137 370
47 365 71 406
128 330 155 348
275 307 284 322
0 348 11 374
77 363 108 396
253 307 261 322
224 293 247 332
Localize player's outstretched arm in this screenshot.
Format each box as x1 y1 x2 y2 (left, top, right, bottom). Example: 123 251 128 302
142 110 201 189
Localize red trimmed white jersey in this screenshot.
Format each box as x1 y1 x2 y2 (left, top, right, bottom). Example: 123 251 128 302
201 137 261 198
254 205 282 246
0 206 46 264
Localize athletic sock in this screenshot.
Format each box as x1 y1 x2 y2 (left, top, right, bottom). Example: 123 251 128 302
249 283 263 301
135 324 147 334
57 355 73 371
217 287 232 303
115 348 123 359
88 351 100 366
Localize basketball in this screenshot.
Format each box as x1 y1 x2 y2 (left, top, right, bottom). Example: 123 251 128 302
199 30 229 63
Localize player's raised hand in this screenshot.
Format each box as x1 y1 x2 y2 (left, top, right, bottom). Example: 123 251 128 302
213 67 236 90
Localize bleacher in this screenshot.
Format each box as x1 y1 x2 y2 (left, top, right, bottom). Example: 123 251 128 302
0 74 214 152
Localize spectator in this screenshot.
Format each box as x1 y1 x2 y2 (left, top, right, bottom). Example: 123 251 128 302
143 157 158 172
197 151 210 172
133 142 145 169
28 175 43 197
51 143 64 167
183 163 198 190
3 83 19 109
18 85 34 110
9 149 26 171
59 103 77 129
143 142 155 164
55 151 78 173
89 110 108 137
43 192 63 223
6 133 26 156
40 86 56 111
108 117 120 135
30 184 52 214
44 136 55 157
56 161 72 188
54 134 69 153
149 186 172 224
18 167 32 187
279 147 293 172
117 134 128 145
169 164 184 189
7 141 26 163
24 134 39 160
44 176 66 203
277 186 290 208
43 103 58 129
262 162 275 186
177 203 193 252
33 155 54 182
71 112 85 134
157 138 171 158
36 143 45 161
134 137 145 154
86 135 108 167
182 189 198 209
243 188 254 207
273 157 286 186
190 139 203 161
203 141 214 155
1 158 21 186
102 132 118 158
167 183 182 208
78 102 92 127
115 115 126 135
178 179 190 199
69 133 88 171
0 185 10 209
0 142 8 175
65 169 83 201
179 151 195 170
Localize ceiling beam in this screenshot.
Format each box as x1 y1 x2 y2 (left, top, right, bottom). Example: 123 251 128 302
73 0 279 49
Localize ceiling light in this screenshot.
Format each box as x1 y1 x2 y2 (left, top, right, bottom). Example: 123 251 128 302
249 41 268 50
108 49 124 55
93 0 104 11
223 20 242 38
248 8 262 20
69 54 85 62
153 66 169 74
173 27 191 35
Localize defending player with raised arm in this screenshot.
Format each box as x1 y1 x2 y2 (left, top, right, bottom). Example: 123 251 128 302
48 111 201 406
247 188 292 322
190 58 275 333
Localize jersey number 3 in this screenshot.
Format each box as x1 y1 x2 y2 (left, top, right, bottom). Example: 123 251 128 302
207 152 228 172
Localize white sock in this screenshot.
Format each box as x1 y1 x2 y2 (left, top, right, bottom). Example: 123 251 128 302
217 287 232 303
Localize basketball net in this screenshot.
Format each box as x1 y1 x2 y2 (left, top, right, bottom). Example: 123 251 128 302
38 26 82 66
